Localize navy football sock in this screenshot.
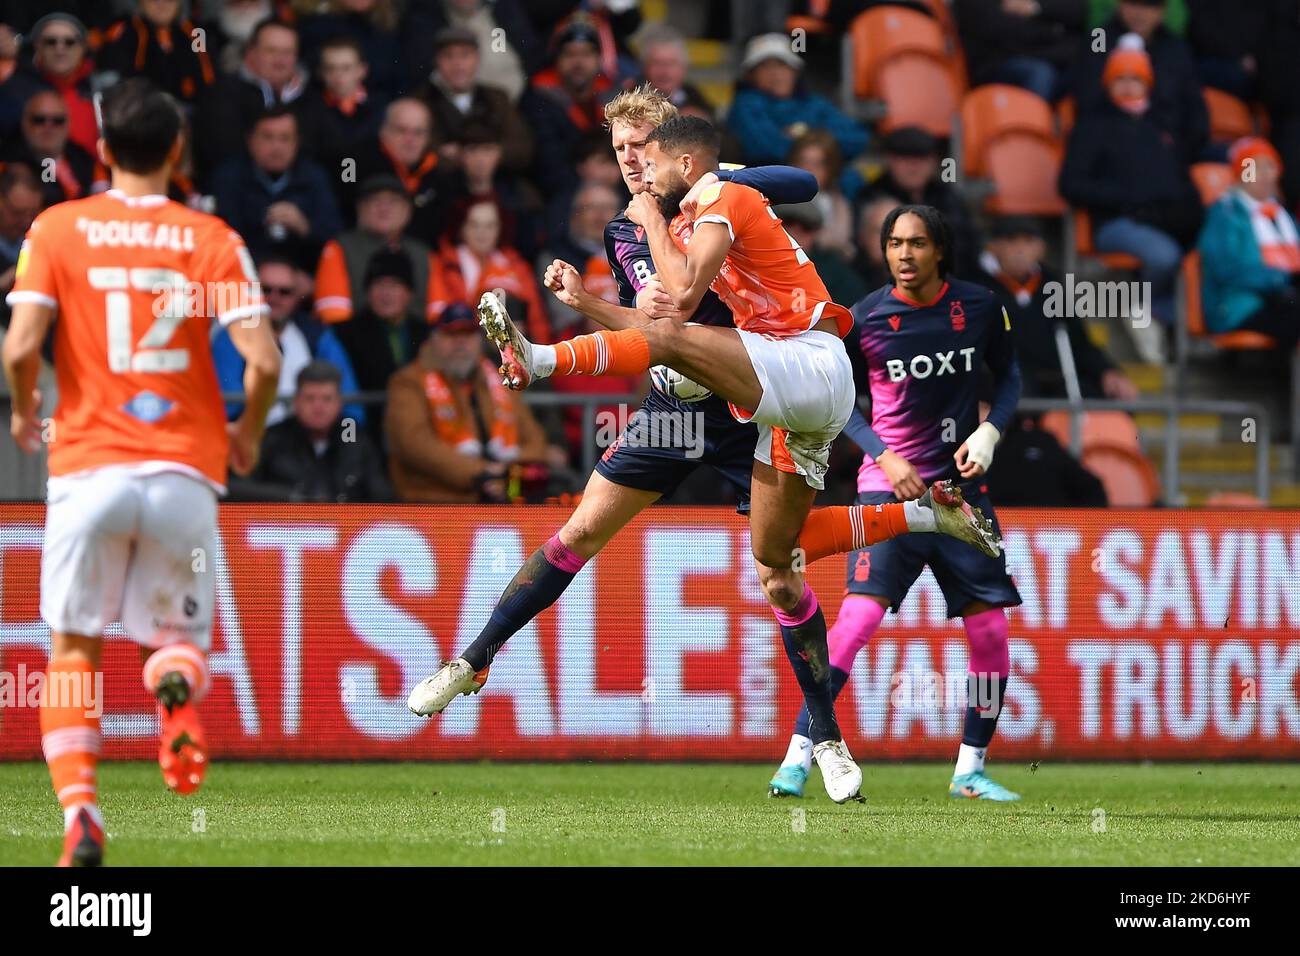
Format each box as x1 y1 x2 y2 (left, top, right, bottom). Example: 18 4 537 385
778 603 841 746
461 536 586 671
792 666 850 740
961 674 1010 749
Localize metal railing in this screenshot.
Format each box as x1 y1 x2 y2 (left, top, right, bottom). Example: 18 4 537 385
0 389 1274 503
1017 397 1272 503
222 389 642 479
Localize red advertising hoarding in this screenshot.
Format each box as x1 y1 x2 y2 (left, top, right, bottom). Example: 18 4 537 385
0 505 1297 760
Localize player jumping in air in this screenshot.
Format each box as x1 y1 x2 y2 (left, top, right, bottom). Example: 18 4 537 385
408 93 995 802
415 115 997 803
3 79 281 865
767 205 1025 801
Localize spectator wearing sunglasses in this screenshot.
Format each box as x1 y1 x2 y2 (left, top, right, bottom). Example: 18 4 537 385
1 90 104 207
3 13 98 155
211 254 366 428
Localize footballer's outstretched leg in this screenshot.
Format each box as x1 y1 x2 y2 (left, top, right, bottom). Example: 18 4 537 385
410 474 661 717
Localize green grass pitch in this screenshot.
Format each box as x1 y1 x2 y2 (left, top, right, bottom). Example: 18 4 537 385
2 761 1297 866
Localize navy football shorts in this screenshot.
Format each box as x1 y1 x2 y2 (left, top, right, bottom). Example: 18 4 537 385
594 388 756 513
844 484 1021 617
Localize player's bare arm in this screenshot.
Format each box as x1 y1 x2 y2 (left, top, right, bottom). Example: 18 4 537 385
2 300 54 453
225 317 282 476
628 192 732 315
543 258 654 330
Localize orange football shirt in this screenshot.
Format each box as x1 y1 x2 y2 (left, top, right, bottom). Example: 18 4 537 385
669 180 852 338
6 190 266 488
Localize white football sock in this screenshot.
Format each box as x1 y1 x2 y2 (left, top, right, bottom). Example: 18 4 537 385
903 498 937 532
64 801 103 831
954 743 987 777
532 344 556 378
783 734 814 772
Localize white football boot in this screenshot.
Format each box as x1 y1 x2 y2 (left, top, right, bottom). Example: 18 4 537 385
408 658 488 717
920 479 1002 558
813 739 864 803
478 290 537 389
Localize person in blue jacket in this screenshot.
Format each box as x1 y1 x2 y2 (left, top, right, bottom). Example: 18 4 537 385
1198 136 1300 350
212 254 367 427
726 33 869 199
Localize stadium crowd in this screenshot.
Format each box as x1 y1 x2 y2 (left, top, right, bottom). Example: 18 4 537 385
0 0 1296 506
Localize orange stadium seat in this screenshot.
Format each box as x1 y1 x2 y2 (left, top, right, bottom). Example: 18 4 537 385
1074 208 1142 271
1056 95 1075 137
786 14 832 35
961 84 1066 214
849 6 965 136
876 56 962 136
1190 162 1234 206
850 6 950 99
1204 492 1267 507
1041 410 1141 453
915 0 968 87
1181 250 1279 350
1203 88 1255 143
1081 444 1161 506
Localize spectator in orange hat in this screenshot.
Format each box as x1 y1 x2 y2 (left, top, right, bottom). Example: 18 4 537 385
1197 136 1300 349
1071 0 1208 162
1060 33 1203 362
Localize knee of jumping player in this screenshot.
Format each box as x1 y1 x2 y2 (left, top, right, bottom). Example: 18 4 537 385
642 317 683 365
757 564 803 612
557 513 611 560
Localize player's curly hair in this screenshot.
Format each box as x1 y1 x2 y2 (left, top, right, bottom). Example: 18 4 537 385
880 203 952 276
604 82 678 131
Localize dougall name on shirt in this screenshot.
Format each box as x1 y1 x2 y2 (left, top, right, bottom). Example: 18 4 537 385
75 216 196 251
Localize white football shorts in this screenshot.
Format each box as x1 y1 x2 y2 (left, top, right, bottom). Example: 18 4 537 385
730 327 855 490
41 464 218 649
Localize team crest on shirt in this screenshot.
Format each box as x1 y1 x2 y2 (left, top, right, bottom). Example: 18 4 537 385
949 300 966 331
121 391 174 423
697 182 724 207
15 241 28 278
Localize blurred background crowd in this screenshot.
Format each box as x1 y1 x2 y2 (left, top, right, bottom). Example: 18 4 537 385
0 0 1296 509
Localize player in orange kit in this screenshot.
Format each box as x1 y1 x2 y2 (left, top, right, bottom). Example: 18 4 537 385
2 78 281 867
474 116 999 803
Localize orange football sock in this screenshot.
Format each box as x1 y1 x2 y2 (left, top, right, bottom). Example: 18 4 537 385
142 643 210 701
40 656 101 814
799 502 910 565
554 328 650 376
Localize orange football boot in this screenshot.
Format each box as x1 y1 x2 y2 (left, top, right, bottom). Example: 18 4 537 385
57 806 104 867
156 671 208 796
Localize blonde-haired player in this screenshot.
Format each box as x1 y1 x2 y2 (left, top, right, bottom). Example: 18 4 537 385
3 78 281 866
408 89 999 806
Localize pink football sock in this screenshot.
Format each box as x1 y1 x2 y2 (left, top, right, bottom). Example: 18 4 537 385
828 595 886 673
